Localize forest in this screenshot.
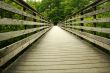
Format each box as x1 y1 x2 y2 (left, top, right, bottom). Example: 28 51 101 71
25 0 93 24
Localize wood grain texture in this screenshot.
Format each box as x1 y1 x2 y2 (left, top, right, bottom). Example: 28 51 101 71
0 18 49 25
4 26 110 73
66 26 110 34
62 27 110 50
0 28 51 67
0 26 49 41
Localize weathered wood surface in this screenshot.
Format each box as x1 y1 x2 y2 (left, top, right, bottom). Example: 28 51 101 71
66 26 110 34
0 26 49 41
0 1 47 22
0 1 36 19
67 6 110 21
4 26 110 73
0 28 51 67
0 18 49 25
66 17 110 24
62 27 110 50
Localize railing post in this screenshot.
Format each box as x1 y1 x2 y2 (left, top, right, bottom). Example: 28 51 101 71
40 16 43 31
33 13 37 28
23 7 27 29
74 15 76 29
93 6 96 35
23 8 27 20
64 18 65 28
65 20 67 28
33 13 36 22
0 0 3 18
70 17 72 29
0 8 2 19
80 12 84 31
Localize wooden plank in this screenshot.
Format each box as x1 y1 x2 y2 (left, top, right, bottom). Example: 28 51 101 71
66 17 110 24
4 26 110 73
66 26 110 34
0 27 51 67
62 27 110 51
0 1 47 22
14 0 41 16
23 20 48 25
67 6 110 21
0 18 22 25
0 26 49 41
0 1 35 19
0 18 49 25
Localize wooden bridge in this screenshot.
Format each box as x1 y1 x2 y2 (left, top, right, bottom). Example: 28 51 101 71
0 0 110 73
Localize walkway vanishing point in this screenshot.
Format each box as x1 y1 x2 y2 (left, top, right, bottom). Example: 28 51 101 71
0 0 110 73
4 26 110 73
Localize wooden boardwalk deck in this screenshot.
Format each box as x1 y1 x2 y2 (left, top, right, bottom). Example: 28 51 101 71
4 26 110 73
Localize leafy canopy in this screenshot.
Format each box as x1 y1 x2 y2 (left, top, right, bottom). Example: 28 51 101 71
26 0 91 25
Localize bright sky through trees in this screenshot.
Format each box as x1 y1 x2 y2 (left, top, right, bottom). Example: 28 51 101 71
24 0 42 2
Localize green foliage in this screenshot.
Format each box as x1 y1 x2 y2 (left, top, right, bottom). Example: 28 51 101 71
25 0 90 24
39 0 90 24
0 0 40 49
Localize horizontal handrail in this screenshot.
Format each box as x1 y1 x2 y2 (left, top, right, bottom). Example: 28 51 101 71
66 26 110 34
67 6 110 21
0 1 47 22
0 26 49 41
0 1 36 19
62 28 110 50
14 0 43 18
0 18 49 25
0 27 51 66
61 0 110 53
66 17 110 24
0 0 52 68
65 0 108 20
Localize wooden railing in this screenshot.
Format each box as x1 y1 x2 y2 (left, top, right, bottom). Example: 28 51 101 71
60 0 110 52
0 0 52 68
